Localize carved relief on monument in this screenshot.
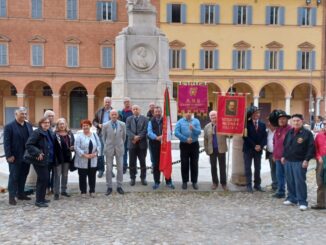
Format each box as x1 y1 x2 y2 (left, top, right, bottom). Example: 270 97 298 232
128 44 156 72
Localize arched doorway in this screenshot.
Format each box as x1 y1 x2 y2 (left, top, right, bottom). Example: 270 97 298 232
0 80 18 125
229 82 254 106
70 87 88 128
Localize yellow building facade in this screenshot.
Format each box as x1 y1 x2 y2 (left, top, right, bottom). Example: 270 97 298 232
160 0 325 122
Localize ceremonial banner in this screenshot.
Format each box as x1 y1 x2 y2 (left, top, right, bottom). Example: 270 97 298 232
177 85 208 113
160 88 172 179
217 93 246 135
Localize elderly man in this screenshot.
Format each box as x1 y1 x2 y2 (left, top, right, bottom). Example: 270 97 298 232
204 111 228 190
44 110 55 194
126 105 148 186
102 110 126 195
243 106 267 193
4 107 33 205
282 114 315 211
312 118 326 210
147 106 175 190
119 97 133 174
93 97 113 178
175 112 201 190
44 110 55 130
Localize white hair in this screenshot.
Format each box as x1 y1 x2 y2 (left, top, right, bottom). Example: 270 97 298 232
44 110 55 117
209 110 217 117
15 107 27 115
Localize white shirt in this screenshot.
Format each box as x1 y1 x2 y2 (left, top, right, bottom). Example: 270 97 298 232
267 128 275 153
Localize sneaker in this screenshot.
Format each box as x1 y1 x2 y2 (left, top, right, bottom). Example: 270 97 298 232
299 205 308 211
283 200 296 206
152 183 160 190
272 193 286 199
166 182 175 190
35 202 48 208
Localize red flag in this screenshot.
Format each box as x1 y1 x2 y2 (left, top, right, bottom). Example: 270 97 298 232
160 88 172 179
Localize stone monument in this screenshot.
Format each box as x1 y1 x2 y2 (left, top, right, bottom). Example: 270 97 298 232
112 0 176 120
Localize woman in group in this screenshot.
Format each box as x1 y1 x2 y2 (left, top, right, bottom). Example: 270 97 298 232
74 119 101 198
53 118 75 200
25 117 55 207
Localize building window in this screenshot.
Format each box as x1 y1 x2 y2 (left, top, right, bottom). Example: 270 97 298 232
67 0 78 20
66 45 78 67
31 0 42 19
173 83 178 99
0 0 6 17
270 7 279 25
31 44 44 66
0 43 8 65
10 86 17 96
265 50 284 71
233 50 251 70
298 51 315 70
266 6 285 25
169 49 186 69
204 50 213 69
96 1 117 21
233 5 252 25
102 46 113 68
200 49 219 70
43 86 53 96
106 87 112 97
298 7 317 26
167 4 186 24
204 5 214 24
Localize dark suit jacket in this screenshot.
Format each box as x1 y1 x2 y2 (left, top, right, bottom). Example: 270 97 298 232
243 120 267 154
126 115 148 149
4 120 33 164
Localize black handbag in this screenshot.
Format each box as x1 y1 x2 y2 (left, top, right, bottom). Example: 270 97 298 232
23 150 46 166
69 154 77 172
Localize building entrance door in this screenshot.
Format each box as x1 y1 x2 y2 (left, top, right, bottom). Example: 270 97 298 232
70 87 87 129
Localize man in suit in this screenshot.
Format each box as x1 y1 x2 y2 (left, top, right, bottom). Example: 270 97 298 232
126 105 148 186
243 106 267 193
102 110 126 195
204 110 228 191
4 107 33 205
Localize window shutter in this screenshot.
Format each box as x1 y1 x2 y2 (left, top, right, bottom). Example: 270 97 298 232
247 6 253 25
96 2 102 21
38 45 43 65
167 4 172 23
169 49 172 69
279 7 285 25
32 0 37 18
297 51 302 70
181 49 186 69
265 6 270 25
67 0 72 19
214 5 220 24
73 0 78 19
264 50 270 70
279 50 284 70
311 7 317 26
233 5 238 25
200 49 205 70
73 47 78 66
0 44 7 65
32 46 37 65
232 50 237 70
297 7 303 26
200 4 205 24
213 49 219 70
181 4 187 24
112 0 117 21
68 47 73 66
0 0 6 17
310 51 316 70
246 50 252 70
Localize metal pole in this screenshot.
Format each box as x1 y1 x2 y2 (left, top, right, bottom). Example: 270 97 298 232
226 136 231 183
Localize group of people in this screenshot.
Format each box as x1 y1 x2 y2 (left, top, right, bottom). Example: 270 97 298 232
3 98 326 211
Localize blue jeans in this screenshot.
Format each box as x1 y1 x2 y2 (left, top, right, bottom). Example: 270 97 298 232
243 150 262 188
275 160 286 195
8 161 30 198
284 161 308 206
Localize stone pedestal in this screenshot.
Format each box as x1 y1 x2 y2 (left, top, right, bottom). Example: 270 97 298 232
231 136 247 186
111 1 177 121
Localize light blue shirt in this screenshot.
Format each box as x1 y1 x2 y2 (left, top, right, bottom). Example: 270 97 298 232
174 117 201 143
147 119 163 140
103 110 110 124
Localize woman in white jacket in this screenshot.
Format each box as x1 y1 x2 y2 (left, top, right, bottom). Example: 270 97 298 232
74 119 101 198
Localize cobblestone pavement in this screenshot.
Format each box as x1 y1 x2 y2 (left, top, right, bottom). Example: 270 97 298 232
0 169 325 245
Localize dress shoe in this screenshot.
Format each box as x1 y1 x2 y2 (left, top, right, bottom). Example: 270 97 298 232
97 171 104 178
35 202 48 208
117 187 124 195
54 194 59 200
17 195 32 201
247 186 253 193
192 183 199 190
141 179 148 186
211 184 218 190
182 182 187 190
123 168 127 174
152 183 160 190
105 188 113 196
272 193 285 199
43 199 51 203
222 185 229 191
9 197 17 206
130 179 136 186
166 182 175 190
89 193 95 198
61 192 70 197
254 186 265 192
311 205 326 210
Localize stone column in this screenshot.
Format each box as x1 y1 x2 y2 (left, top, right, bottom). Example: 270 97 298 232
285 96 291 115
253 96 259 107
231 136 247 186
316 97 322 116
52 94 60 120
16 93 25 107
87 94 95 120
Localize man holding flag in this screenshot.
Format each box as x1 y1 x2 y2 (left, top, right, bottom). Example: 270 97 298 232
147 104 175 190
